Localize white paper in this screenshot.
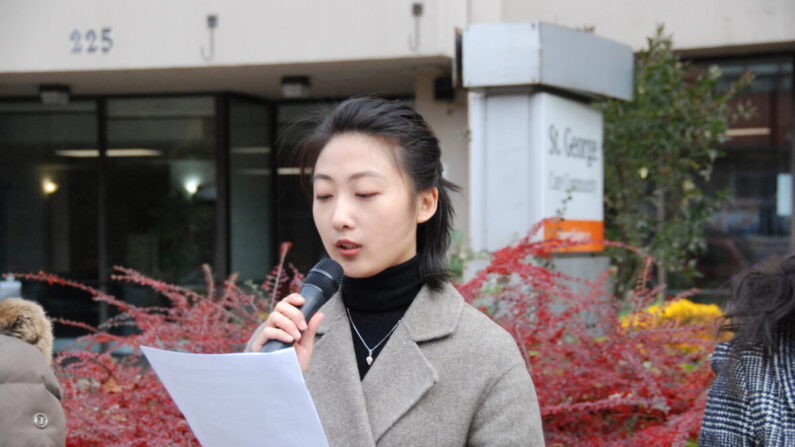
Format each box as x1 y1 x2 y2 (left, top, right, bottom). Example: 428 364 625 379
141 346 329 447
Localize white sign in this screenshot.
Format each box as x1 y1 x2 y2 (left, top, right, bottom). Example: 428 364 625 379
468 91 604 252
528 92 603 221
528 93 603 251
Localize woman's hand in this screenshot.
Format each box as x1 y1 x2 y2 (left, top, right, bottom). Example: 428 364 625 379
247 293 324 372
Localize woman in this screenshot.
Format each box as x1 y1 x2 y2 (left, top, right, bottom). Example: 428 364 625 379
698 254 795 446
247 97 544 446
0 297 66 447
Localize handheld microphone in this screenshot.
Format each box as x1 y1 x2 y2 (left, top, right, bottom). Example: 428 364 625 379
260 258 344 353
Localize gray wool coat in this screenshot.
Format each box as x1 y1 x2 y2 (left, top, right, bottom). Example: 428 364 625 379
250 281 545 447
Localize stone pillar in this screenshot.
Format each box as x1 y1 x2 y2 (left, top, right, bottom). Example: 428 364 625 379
461 22 633 281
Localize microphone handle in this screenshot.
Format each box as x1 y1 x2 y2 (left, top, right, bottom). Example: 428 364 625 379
260 283 325 353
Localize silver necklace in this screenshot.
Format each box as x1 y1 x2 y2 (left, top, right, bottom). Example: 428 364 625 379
345 307 401 366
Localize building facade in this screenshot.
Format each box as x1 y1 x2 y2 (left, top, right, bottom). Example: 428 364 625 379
0 0 792 337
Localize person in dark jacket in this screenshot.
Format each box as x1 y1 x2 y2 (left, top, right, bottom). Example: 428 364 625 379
0 297 66 447
699 254 795 446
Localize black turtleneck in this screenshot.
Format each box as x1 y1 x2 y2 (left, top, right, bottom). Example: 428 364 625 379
342 256 424 379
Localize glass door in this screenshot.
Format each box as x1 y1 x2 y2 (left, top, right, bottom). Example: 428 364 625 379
0 100 100 337
229 96 274 281
105 97 218 301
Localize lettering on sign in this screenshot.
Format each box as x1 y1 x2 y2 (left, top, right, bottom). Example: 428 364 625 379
547 124 599 167
548 171 597 194
70 28 113 54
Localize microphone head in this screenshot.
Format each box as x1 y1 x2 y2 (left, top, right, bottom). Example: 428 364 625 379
304 258 344 298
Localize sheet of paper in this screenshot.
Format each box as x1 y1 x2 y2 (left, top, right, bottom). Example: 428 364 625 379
141 346 329 447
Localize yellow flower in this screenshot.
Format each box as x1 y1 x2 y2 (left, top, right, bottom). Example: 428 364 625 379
658 299 722 325
620 298 724 354
622 299 723 328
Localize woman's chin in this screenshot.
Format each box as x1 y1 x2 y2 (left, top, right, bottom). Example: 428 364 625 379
339 266 372 279
335 259 380 279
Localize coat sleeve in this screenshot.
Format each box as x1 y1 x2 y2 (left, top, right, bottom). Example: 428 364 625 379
697 344 757 447
467 363 545 447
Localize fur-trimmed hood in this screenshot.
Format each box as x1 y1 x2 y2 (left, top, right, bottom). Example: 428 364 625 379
0 297 54 361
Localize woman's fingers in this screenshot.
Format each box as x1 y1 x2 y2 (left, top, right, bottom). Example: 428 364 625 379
247 293 308 352
282 292 305 306
269 311 302 341
248 324 285 352
249 324 302 352
262 327 297 345
247 293 318 354
276 294 308 331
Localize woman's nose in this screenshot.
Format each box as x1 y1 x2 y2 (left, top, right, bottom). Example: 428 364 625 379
331 199 354 231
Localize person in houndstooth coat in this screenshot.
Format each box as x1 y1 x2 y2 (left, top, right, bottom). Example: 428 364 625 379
699 254 795 446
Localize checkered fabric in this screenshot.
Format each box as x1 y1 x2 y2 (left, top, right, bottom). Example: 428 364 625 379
699 331 795 446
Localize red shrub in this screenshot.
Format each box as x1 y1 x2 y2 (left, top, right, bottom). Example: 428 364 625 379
13 227 717 446
458 222 716 446
14 262 302 447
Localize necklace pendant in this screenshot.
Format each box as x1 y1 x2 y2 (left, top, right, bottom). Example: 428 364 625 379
366 355 373 366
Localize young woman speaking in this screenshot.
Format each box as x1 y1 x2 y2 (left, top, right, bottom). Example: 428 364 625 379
248 97 544 446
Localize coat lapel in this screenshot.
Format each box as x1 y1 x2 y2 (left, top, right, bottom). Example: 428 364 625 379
361 283 464 443
360 323 437 443
305 293 376 447
306 283 465 445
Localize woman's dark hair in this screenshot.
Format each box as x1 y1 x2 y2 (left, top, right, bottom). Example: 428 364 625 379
719 253 795 358
295 96 460 290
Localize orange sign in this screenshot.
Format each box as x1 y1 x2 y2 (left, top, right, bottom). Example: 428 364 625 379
543 219 604 253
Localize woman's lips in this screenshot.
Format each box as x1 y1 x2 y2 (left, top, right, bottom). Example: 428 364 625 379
336 240 362 257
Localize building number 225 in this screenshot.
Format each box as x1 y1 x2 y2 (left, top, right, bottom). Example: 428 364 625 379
70 28 113 54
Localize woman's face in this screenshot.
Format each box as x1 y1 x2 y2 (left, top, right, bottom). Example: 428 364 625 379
312 133 437 278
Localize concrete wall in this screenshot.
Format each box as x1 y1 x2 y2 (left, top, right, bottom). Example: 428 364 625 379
3 0 793 74
5 0 790 75
497 0 795 52
0 0 466 72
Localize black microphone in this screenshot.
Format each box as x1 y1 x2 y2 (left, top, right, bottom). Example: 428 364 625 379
260 258 344 353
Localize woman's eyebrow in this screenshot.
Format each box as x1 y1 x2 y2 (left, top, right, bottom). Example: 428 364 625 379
312 170 385 182
348 170 385 181
312 173 332 182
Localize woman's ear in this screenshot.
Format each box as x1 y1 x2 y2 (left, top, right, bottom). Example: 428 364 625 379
416 187 439 224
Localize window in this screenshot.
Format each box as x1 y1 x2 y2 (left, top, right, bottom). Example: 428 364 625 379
0 95 275 342
694 57 793 290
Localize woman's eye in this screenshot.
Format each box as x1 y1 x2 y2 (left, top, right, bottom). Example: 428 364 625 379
356 192 378 199
315 194 332 200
